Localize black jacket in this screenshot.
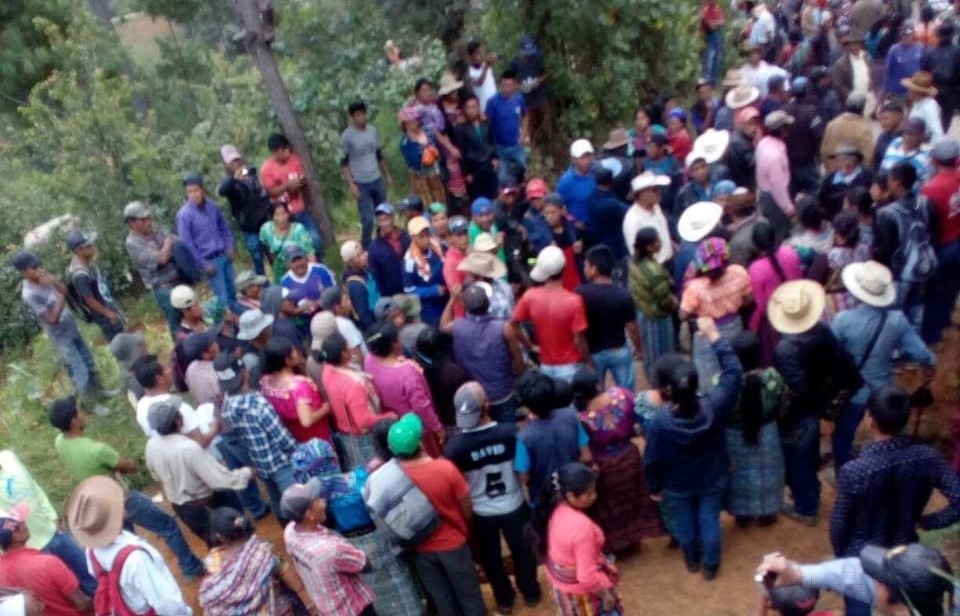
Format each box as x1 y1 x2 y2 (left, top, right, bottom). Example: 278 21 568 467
783 99 825 166
817 166 873 219
217 170 271 234
922 44 960 95
724 131 757 191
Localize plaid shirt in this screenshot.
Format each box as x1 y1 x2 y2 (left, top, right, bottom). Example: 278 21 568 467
221 392 297 476
283 523 375 616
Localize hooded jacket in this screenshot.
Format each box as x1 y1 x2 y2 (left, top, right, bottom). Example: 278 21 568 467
643 339 742 495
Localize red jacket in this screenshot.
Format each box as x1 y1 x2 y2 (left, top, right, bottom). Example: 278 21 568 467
920 168 960 245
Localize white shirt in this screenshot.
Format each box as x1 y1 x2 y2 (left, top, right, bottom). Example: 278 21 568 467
87 531 192 616
909 97 945 143
623 203 674 263
136 394 195 439
850 51 870 96
740 61 789 97
335 316 368 370
749 10 776 45
468 63 497 111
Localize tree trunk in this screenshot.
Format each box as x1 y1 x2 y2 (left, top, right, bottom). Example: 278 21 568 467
230 0 335 248
85 0 150 117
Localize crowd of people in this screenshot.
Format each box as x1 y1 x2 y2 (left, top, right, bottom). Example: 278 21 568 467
3 0 960 615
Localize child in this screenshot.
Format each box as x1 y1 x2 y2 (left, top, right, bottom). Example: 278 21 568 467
628 227 678 383
531 462 622 616
842 185 874 254
810 211 869 320
789 197 834 269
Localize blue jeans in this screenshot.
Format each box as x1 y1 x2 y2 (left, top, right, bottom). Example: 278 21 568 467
124 489 204 577
43 530 96 597
541 362 581 383
495 145 527 184
922 239 960 344
264 464 297 524
703 33 723 85
153 286 180 340
216 434 269 518
489 394 519 423
291 211 324 259
591 346 635 390
895 280 925 331
356 178 387 248
663 489 725 567
781 415 821 517
206 253 241 315
844 595 873 616
55 333 99 397
241 231 266 277
833 397 867 469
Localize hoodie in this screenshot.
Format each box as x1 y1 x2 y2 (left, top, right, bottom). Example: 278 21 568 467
643 339 742 495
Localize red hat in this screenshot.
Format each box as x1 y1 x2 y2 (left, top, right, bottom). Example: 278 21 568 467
526 178 548 199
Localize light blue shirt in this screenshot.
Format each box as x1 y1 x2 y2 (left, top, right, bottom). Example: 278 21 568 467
800 558 877 606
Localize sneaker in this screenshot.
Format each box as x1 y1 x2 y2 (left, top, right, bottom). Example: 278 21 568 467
91 404 111 417
703 564 720 581
684 553 701 573
781 504 818 527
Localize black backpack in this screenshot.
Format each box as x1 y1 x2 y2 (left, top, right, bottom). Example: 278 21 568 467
65 266 96 323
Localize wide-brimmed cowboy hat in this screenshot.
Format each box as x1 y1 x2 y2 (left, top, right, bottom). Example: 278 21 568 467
692 129 730 164
630 171 671 193
722 69 744 88
602 128 631 151
901 70 938 97
437 72 464 96
678 201 724 243
841 261 897 308
472 232 499 253
66 476 125 549
725 84 760 110
457 251 507 280
767 280 826 335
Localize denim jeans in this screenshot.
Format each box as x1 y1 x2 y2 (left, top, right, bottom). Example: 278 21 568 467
356 178 387 248
489 394 520 423
844 595 873 616
832 398 866 469
216 434 269 518
472 505 542 607
780 415 821 517
495 145 527 184
540 362 581 383
43 530 96 597
206 253 241 315
264 464 297 525
241 231 266 277
291 211 324 259
895 280 925 331
153 286 180 340
55 333 99 397
91 313 125 343
172 490 243 547
703 34 723 85
922 239 960 345
591 346 635 390
662 489 725 567
124 489 204 577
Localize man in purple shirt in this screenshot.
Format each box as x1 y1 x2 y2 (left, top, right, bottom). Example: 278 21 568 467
884 24 924 98
176 175 240 313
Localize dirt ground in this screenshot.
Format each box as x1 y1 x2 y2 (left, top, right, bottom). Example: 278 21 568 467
145 323 958 616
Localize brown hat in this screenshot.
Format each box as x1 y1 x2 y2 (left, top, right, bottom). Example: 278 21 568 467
901 70 938 97
602 128 631 151
66 476 125 548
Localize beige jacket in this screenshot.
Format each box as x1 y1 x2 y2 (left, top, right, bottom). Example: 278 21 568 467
820 113 875 173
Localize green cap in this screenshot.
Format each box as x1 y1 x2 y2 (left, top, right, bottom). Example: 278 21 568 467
428 202 447 215
387 414 423 456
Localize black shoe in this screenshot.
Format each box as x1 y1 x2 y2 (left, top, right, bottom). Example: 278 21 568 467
735 516 754 528
703 564 719 581
684 553 701 573
757 514 778 527
523 595 542 608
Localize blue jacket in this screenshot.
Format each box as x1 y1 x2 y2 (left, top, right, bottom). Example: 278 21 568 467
368 231 410 297
402 246 446 324
586 189 629 258
556 165 597 228
643 339 742 495
342 266 377 331
884 42 924 97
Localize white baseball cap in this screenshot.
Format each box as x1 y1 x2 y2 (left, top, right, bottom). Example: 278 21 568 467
530 245 566 282
220 145 242 165
340 240 363 264
170 285 198 309
569 138 594 159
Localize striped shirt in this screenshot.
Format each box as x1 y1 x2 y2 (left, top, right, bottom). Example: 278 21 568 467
283 523 375 616
880 138 932 184
800 558 876 606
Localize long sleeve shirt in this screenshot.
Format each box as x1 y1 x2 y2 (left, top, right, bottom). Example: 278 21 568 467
145 434 251 505
175 199 235 266
908 96 945 143
830 436 960 557
756 135 795 217
800 558 877 606
545 503 615 595
884 43 924 97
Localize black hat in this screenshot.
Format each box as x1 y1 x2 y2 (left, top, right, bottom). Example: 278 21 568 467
12 251 41 271
595 167 615 185
860 544 953 607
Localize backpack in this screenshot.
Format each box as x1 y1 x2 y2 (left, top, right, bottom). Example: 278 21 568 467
362 459 439 550
887 197 938 283
90 545 157 616
65 266 96 323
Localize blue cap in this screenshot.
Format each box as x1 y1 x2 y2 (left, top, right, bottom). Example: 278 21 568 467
471 198 494 216
714 180 736 197
182 174 204 187
791 76 809 94
374 202 394 216
12 251 40 271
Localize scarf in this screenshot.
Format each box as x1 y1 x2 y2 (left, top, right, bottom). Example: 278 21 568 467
408 239 444 281
199 537 291 616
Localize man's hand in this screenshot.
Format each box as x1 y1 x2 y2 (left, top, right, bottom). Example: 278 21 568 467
451 285 462 301
486 51 498 65
756 553 803 587
435 429 447 445
107 311 121 325
163 236 175 249
697 316 721 342
649 492 662 502
205 263 218 276
495 231 506 247
633 346 643 362
465 174 474 184
348 183 360 199
233 167 247 181
226 248 235 261
492 159 500 171
437 285 447 296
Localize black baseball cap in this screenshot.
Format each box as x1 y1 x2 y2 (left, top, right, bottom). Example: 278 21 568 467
860 544 953 607
12 251 41 271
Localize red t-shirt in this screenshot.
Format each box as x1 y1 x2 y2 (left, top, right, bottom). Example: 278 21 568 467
0 548 82 616
920 169 960 245
402 457 470 552
512 285 588 365
261 153 307 214
701 3 725 32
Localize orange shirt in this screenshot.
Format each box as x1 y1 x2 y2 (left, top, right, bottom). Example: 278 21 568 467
512 286 588 365
680 264 752 319
261 153 306 214
402 457 470 552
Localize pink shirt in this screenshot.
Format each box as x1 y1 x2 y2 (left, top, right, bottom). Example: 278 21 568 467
546 503 614 595
755 135 795 217
443 246 467 319
283 523 374 616
363 356 441 432
260 154 306 214
680 264 752 320
261 374 331 443
321 365 381 435
748 245 803 331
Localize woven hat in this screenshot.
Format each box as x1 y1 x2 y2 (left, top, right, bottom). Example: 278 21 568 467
630 171 671 193
901 70 938 97
725 84 760 110
841 261 896 308
678 202 724 243
472 232 499 253
66 476 125 548
235 270 267 291
767 280 826 335
602 128 631 150
457 251 507 279
722 69 744 88
692 129 730 164
437 72 464 96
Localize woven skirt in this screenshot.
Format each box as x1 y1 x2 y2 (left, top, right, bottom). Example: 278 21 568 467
348 529 424 615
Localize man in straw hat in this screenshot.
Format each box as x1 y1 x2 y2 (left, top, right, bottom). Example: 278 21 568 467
818 142 873 218
457 250 514 319
756 542 954 616
821 92 875 174
66 476 191 615
624 172 673 263
598 128 635 202
902 70 944 143
831 31 872 110
769 280 846 525
714 69 746 131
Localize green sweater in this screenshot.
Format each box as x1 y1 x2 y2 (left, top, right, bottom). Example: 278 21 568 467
629 258 677 319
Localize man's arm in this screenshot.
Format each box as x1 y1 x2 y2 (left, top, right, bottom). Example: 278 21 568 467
377 150 394 186
67 588 92 612
573 331 593 369
919 455 960 530
439 295 456 335
73 272 118 321
757 554 876 606
829 468 856 556
503 322 525 374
